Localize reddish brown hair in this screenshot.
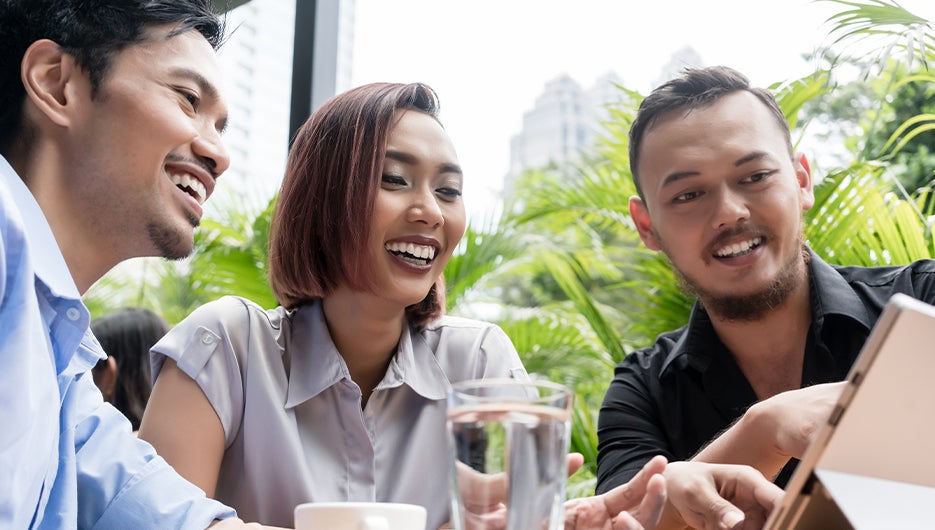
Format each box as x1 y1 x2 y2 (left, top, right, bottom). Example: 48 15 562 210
268 82 445 328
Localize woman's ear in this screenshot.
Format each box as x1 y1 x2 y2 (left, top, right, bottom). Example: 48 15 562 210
20 39 85 128
93 356 119 402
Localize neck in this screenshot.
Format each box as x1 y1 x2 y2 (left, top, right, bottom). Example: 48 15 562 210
9 144 114 294
707 270 812 400
321 288 407 404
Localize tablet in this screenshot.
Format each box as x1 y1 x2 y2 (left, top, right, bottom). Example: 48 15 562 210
764 292 935 529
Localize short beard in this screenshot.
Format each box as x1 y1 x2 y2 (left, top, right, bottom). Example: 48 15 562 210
670 243 809 322
147 216 198 261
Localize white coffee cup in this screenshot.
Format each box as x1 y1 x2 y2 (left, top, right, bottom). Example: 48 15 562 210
294 502 427 530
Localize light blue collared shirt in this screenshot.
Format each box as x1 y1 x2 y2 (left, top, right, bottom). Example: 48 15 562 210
0 156 235 529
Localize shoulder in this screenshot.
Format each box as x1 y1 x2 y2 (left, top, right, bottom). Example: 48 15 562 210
421 315 512 347
153 296 286 371
621 325 690 372
833 259 935 305
834 258 935 283
424 314 504 333
416 316 525 379
177 295 284 334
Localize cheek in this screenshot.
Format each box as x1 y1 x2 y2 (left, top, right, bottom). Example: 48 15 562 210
446 207 467 243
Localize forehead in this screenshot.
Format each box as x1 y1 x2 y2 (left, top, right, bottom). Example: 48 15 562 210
637 92 788 188
110 26 224 89
386 110 458 163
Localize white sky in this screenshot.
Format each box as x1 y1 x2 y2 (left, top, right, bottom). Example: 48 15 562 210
350 0 935 222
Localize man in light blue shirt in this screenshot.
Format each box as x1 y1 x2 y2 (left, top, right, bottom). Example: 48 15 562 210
0 1 273 528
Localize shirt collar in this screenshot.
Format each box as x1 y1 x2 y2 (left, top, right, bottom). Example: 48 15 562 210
658 247 873 374
382 324 449 400
805 248 875 331
284 300 449 408
0 155 80 301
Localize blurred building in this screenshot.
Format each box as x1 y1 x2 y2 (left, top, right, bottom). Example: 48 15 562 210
504 71 626 196
504 47 705 197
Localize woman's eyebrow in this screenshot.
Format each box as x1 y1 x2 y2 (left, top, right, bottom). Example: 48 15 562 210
385 150 463 175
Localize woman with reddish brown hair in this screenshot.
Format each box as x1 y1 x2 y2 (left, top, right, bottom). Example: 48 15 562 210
139 82 667 530
138 82 528 528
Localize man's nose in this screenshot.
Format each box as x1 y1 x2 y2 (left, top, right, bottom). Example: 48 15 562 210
711 187 750 230
192 127 230 178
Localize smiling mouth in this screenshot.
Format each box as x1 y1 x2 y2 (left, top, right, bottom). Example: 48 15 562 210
169 172 207 205
714 236 764 258
385 241 437 267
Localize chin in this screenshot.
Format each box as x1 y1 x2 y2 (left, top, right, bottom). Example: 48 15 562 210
147 223 195 261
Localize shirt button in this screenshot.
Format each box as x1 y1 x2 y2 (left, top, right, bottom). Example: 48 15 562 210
201 332 216 345
66 307 81 321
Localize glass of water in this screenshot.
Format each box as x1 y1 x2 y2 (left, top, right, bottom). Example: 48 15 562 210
446 378 573 530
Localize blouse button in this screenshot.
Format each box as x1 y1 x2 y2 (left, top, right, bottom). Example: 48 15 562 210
66 307 81 321
201 332 216 345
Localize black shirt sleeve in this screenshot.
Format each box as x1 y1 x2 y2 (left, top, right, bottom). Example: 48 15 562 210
595 352 673 494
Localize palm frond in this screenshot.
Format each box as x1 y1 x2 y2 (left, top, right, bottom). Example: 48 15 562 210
821 0 933 70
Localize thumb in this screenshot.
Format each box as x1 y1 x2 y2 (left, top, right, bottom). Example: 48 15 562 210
566 453 584 477
682 496 744 530
713 503 744 530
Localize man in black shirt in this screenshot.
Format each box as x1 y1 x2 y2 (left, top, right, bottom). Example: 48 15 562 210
596 65 935 530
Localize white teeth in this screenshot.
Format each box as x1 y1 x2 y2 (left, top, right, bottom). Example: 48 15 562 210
384 241 437 261
168 172 207 205
714 237 763 258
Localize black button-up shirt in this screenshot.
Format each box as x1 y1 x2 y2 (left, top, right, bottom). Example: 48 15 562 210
596 249 935 493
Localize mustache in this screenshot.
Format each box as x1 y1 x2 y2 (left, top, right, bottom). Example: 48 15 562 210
706 224 771 254
165 152 218 180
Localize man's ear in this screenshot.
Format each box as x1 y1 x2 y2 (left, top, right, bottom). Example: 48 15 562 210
20 39 85 128
796 152 815 211
629 196 661 251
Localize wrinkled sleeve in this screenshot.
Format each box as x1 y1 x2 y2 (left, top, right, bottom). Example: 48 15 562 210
71 373 235 529
595 354 672 494
151 296 252 447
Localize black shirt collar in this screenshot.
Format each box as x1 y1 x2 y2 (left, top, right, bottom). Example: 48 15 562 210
658 248 874 376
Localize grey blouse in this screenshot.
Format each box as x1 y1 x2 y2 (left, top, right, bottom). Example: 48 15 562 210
151 296 528 529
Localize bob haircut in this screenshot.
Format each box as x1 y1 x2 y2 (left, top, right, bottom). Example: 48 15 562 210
628 65 793 200
268 82 446 329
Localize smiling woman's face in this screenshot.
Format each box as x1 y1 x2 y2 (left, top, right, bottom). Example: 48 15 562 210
364 109 465 307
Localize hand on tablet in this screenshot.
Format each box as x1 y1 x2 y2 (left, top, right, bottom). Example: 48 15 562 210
663 461 783 530
752 381 846 460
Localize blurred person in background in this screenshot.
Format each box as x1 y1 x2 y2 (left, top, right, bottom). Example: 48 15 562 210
92 307 171 432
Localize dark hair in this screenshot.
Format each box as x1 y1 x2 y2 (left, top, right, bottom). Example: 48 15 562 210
0 0 225 153
628 65 793 199
268 82 446 329
91 307 170 431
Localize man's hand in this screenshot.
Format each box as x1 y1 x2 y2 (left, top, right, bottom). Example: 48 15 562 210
693 381 847 485
563 455 667 530
751 382 845 460
663 461 783 530
450 454 665 530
